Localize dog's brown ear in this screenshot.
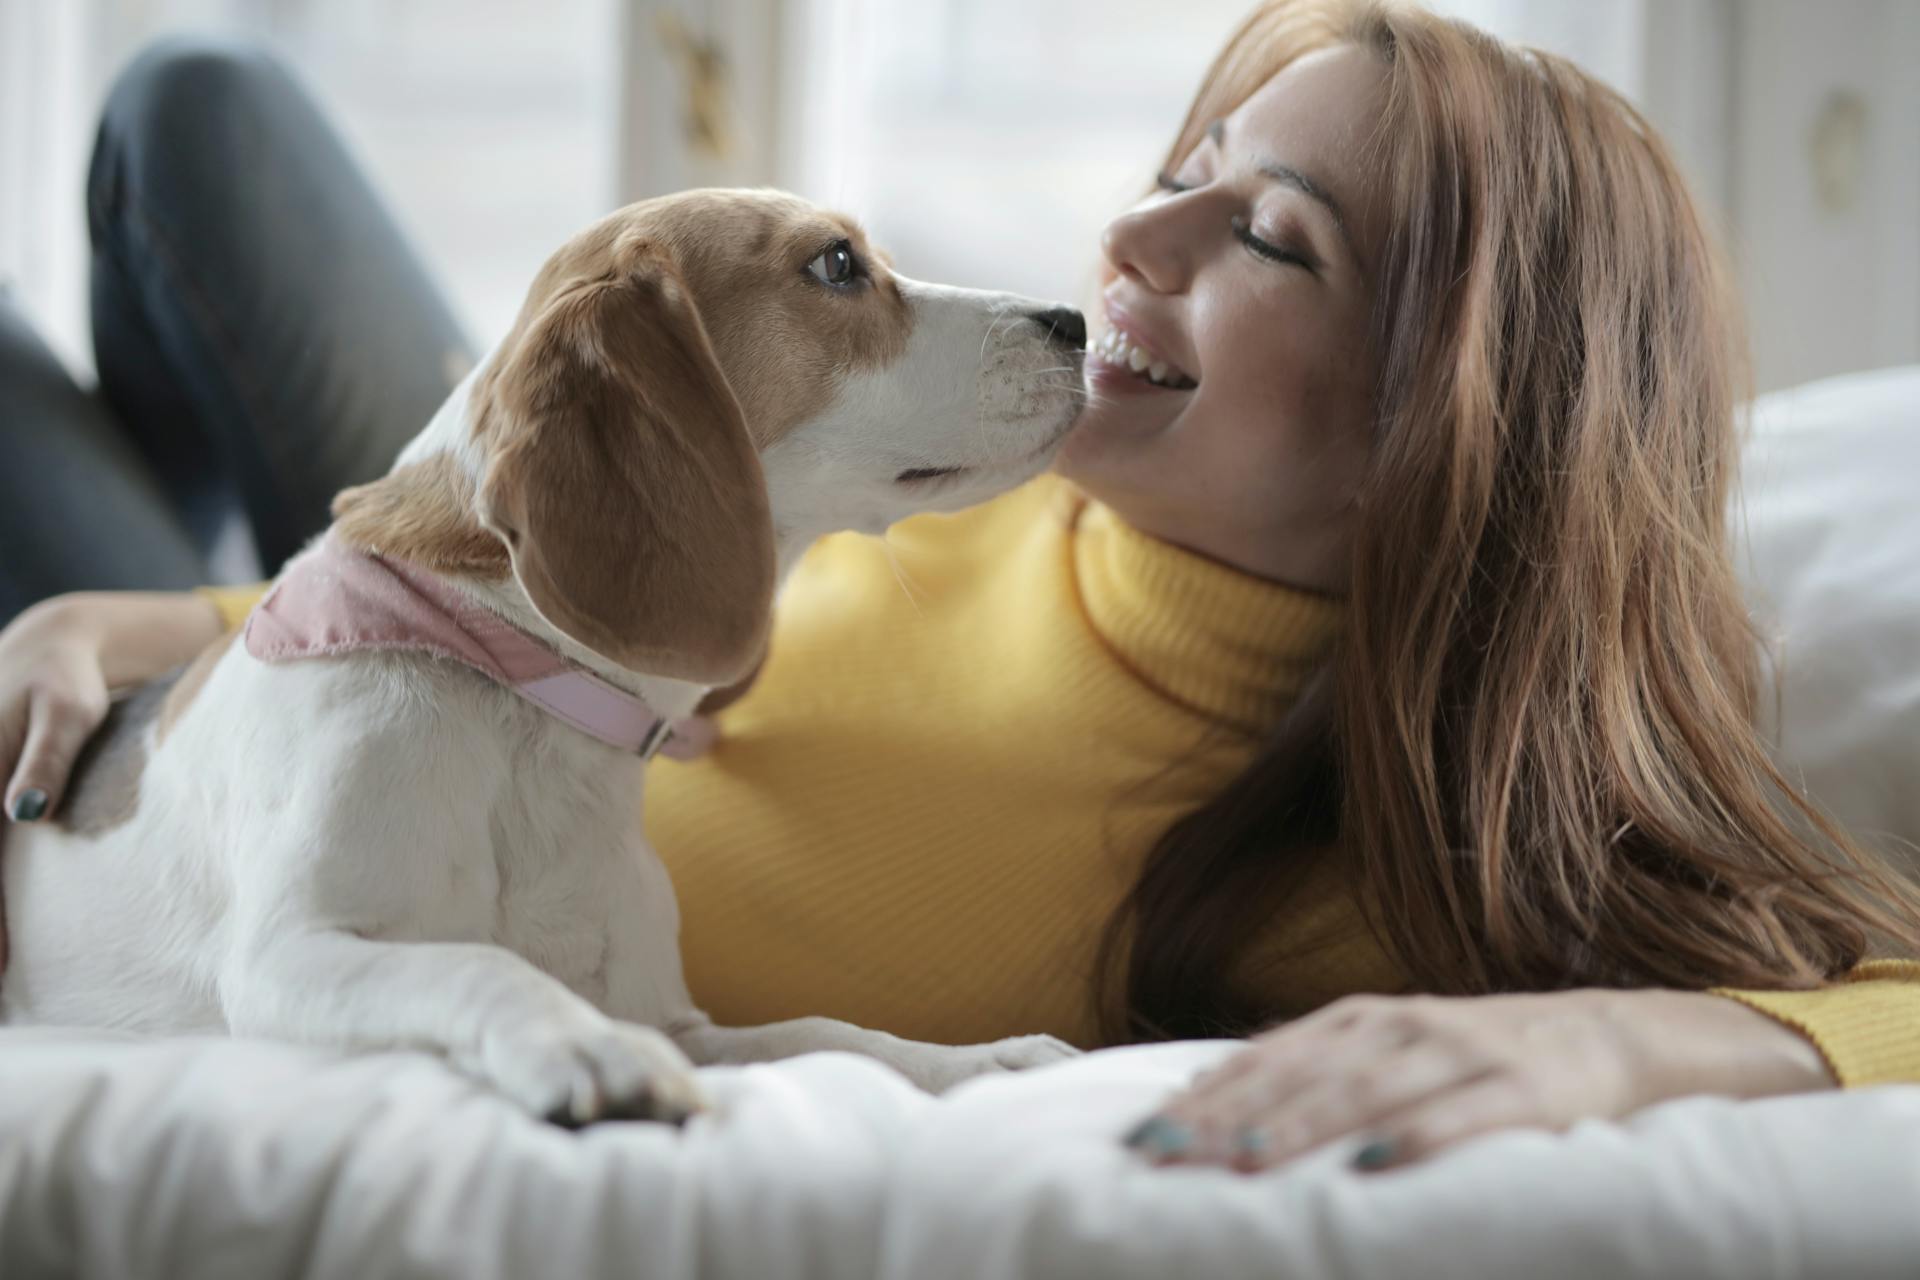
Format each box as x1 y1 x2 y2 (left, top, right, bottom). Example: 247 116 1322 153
477 245 775 685
332 455 513 576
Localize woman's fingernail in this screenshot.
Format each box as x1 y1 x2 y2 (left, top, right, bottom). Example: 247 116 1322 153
1351 1137 1397 1171
1232 1126 1271 1159
1123 1115 1193 1158
10 789 48 822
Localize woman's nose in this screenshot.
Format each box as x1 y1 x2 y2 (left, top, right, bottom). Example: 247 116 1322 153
1100 198 1193 295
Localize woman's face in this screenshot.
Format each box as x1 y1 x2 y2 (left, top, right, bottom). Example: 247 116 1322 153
1055 45 1390 594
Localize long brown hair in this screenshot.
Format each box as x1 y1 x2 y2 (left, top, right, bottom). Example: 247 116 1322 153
1103 0 1920 1043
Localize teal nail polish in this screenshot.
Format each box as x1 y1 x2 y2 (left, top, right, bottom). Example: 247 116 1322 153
1352 1137 1397 1171
1123 1115 1193 1158
11 789 48 823
1232 1127 1271 1157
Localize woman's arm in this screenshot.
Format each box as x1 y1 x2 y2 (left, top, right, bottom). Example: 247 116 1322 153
1714 960 1920 1088
1 591 231 821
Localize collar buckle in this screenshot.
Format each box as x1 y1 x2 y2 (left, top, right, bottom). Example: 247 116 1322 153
638 718 675 760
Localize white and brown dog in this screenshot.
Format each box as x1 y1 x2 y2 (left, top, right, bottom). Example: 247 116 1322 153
0 189 1087 1122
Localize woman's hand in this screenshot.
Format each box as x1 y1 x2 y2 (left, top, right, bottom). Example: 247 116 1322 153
1 592 222 822
1124 988 1837 1174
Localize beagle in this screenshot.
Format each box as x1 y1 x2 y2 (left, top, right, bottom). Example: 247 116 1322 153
0 189 1087 1122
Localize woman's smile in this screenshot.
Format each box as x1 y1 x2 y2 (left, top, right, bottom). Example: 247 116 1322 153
1065 297 1205 465
1088 325 1199 392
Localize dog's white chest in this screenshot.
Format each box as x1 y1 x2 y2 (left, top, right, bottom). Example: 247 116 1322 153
489 821 619 1001
477 728 660 1008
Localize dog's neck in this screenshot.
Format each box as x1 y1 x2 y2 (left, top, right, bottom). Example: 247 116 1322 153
386 362 823 722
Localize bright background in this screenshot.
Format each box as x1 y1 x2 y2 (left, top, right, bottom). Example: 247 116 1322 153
3 0 1917 394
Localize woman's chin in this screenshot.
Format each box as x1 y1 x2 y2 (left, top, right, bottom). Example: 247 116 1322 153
1053 395 1175 482
1050 414 1105 478
1051 426 1169 521
1053 417 1136 493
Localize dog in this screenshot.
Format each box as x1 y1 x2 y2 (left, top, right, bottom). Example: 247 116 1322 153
0 189 1087 1123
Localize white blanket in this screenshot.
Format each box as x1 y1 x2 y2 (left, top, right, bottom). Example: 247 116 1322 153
4 1030 1918 1279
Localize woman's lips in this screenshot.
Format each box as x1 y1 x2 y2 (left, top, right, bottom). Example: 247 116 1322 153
1094 297 1199 393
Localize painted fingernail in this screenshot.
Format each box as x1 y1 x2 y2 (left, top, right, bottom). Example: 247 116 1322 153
1351 1137 1397 1171
11 789 48 822
1123 1115 1193 1158
1232 1126 1271 1158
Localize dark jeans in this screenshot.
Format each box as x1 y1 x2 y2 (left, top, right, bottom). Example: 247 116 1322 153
0 37 472 624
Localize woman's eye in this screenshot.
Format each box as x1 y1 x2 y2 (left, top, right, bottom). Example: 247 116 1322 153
1154 171 1193 194
807 241 860 287
1231 216 1313 272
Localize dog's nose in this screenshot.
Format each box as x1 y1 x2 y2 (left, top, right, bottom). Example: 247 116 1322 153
1028 307 1087 351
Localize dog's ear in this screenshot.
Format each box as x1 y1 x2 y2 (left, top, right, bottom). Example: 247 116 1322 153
332 455 512 576
476 244 775 685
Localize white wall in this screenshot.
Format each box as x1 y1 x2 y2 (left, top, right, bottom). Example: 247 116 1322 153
1731 0 1920 393
1432 0 1919 394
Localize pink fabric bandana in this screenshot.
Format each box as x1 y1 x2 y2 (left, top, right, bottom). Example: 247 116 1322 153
245 536 676 758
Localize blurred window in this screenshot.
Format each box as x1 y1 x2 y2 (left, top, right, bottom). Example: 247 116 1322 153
1 0 617 360
792 0 1255 307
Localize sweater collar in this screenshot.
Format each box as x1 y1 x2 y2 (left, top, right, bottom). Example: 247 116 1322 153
1068 492 1345 735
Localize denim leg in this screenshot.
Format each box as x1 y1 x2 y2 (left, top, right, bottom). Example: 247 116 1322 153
88 37 474 575
0 291 205 625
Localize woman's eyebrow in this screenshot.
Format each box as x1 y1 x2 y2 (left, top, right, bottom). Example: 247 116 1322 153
1207 118 1359 264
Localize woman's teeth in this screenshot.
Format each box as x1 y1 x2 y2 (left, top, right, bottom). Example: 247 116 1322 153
1096 329 1197 390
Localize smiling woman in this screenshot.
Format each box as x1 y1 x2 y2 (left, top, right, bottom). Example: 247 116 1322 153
1063 45 1385 597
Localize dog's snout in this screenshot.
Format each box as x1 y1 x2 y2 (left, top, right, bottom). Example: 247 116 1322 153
1027 307 1087 351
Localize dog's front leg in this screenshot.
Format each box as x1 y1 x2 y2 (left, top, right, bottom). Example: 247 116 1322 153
671 1014 1078 1095
220 701 701 1125
223 928 703 1124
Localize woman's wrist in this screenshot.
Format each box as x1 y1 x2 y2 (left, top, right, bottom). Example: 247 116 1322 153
1618 989 1838 1100
52 591 224 689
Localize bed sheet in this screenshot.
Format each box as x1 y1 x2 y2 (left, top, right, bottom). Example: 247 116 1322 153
4 1030 1917 1279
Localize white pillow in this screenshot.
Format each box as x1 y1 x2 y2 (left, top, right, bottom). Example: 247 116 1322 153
1739 365 1920 876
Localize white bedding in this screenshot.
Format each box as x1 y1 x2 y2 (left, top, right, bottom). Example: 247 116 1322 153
4 1029 1919 1279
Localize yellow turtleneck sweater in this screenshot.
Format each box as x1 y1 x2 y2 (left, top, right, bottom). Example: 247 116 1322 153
206 477 1920 1083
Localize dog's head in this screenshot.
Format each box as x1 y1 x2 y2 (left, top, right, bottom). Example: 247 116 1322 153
333 189 1085 686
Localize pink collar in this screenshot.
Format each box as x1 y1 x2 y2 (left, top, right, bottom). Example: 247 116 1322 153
245 536 677 759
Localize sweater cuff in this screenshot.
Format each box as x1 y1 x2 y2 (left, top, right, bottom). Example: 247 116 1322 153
1712 960 1920 1088
196 583 269 633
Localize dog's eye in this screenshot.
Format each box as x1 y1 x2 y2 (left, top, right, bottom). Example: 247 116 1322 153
807 241 860 287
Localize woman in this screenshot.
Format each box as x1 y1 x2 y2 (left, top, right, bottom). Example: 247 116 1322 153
6 3 1920 1177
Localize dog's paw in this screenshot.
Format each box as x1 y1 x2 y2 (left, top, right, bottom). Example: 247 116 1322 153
479 1015 707 1127
912 1033 1082 1093
985 1032 1081 1072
